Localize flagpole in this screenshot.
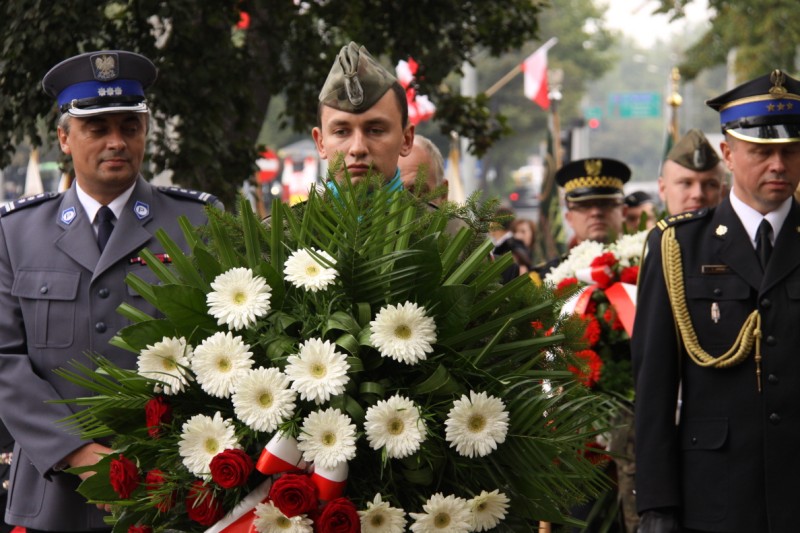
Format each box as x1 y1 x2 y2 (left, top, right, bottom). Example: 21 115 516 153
667 67 682 143
484 37 558 98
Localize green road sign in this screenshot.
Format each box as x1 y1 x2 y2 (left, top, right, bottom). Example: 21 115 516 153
608 92 661 119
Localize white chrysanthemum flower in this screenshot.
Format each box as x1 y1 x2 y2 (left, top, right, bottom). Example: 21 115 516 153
178 411 239 477
543 239 607 286
468 490 510 531
409 493 472 533
364 394 427 459
206 267 271 330
285 338 350 404
445 391 510 458
232 367 297 432
191 331 254 398
283 248 338 292
370 302 437 365
296 407 357 469
359 493 407 533
608 230 648 267
254 501 313 533
137 336 193 395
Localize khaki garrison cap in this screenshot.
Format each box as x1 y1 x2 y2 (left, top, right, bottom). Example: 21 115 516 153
666 129 721 171
319 42 399 113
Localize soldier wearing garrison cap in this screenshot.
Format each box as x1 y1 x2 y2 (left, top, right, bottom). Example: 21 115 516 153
634 70 800 533
659 129 726 216
312 42 414 186
0 50 220 531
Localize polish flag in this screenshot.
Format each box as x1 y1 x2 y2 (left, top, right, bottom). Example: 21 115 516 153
396 58 436 125
521 48 550 110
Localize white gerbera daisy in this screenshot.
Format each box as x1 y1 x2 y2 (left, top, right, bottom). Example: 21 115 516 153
232 367 297 432
296 407 357 469
283 248 337 292
364 394 427 459
370 302 437 365
444 391 510 458
359 494 407 533
254 501 313 533
468 490 510 532
178 411 239 477
285 338 350 404
137 336 193 395
206 267 271 330
191 331 254 398
409 493 472 533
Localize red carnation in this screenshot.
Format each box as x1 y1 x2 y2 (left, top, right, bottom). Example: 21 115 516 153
186 480 224 526
581 316 602 347
555 277 579 297
603 307 625 332
145 396 172 439
531 320 545 332
268 472 319 517
316 497 360 533
569 349 603 388
590 252 618 269
128 526 152 533
210 448 254 489
620 265 639 285
581 441 610 465
109 454 139 499
145 469 176 512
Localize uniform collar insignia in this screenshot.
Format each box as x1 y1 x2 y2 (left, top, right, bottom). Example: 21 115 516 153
60 206 77 225
133 200 150 220
715 224 728 236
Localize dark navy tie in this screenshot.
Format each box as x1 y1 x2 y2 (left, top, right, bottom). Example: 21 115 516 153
96 205 115 252
756 219 773 271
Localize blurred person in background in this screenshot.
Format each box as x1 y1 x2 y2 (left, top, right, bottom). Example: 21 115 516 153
659 128 726 216
624 190 656 231
398 134 447 204
510 217 537 265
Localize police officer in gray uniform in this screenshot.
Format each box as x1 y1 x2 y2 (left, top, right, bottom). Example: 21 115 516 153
0 50 220 531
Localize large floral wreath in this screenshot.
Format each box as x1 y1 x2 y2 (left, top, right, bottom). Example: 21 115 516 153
58 175 615 533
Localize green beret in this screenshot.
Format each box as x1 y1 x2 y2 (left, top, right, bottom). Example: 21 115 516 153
319 42 398 113
666 129 721 171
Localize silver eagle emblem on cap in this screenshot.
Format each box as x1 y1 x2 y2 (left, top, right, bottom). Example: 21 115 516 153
91 53 119 82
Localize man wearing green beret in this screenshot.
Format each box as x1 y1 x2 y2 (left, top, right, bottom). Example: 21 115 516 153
658 129 726 216
312 42 414 185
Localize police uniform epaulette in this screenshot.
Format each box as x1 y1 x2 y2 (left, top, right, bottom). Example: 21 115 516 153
655 207 709 232
157 186 218 205
0 192 61 217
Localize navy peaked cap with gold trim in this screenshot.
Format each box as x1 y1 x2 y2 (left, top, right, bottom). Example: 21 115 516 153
42 50 157 117
556 157 631 202
706 69 800 143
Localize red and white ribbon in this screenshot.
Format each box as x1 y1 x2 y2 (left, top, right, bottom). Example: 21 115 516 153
204 479 272 533
255 432 308 475
310 462 348 501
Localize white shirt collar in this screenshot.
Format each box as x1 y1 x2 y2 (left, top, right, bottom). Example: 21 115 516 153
729 187 792 248
75 181 136 225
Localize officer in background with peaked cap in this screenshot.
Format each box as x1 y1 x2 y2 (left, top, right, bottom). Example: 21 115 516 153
0 50 220 531
659 128 726 216
634 69 800 533
312 42 414 186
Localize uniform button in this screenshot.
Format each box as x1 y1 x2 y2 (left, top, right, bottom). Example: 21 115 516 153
766 336 776 346
1 480 7 490
768 374 779 384
770 413 781 424
760 298 771 309
713 288 722 296
95 322 107 333
40 286 48 294
691 437 698 445
98 288 110 298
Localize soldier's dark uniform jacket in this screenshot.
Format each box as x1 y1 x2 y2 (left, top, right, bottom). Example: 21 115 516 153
0 180 218 530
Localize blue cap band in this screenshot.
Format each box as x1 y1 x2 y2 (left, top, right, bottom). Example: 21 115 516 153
720 97 800 126
57 79 144 108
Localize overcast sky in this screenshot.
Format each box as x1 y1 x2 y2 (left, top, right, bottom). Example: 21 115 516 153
603 0 711 47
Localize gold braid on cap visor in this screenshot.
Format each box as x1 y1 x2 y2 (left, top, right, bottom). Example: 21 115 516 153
564 176 624 193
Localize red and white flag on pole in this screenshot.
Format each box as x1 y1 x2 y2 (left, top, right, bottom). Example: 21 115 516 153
396 58 436 125
521 48 550 110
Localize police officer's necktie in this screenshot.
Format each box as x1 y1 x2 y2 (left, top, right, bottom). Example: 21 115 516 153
756 218 773 270
96 205 115 253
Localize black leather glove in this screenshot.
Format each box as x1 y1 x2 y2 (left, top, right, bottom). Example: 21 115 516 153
638 508 680 533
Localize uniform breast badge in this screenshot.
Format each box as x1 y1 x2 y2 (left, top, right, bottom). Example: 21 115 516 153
711 302 720 324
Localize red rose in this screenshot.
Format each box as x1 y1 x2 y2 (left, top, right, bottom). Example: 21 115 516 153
268 472 319 517
145 469 176 512
128 526 152 533
315 498 359 533
186 480 224 526
620 265 639 285
210 448 254 489
109 454 139 499
568 349 603 388
145 396 172 438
